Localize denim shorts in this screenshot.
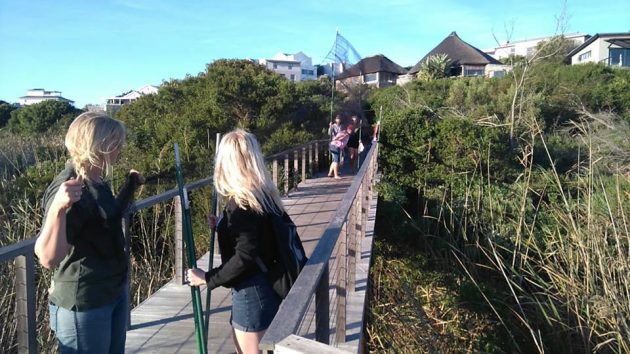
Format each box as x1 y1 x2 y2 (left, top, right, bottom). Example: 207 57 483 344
330 146 341 163
231 273 279 332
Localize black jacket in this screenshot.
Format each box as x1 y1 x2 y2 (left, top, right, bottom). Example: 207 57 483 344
204 201 276 290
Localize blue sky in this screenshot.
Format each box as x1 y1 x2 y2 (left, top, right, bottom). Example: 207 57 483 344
1 0 628 107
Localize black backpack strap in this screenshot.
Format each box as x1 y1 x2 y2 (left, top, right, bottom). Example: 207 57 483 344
255 257 269 273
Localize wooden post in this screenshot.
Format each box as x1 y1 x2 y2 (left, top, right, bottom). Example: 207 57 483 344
301 147 306 184
14 253 37 354
315 265 330 344
293 150 299 189
284 154 289 196
348 197 357 293
335 221 347 343
360 180 367 248
308 143 314 177
273 158 278 189
367 154 374 200
315 141 320 173
174 196 185 285
122 214 132 329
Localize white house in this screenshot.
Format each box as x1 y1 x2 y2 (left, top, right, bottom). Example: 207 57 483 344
259 58 301 81
485 33 589 60
568 32 630 67
19 89 74 106
274 52 317 80
258 52 318 81
104 85 159 114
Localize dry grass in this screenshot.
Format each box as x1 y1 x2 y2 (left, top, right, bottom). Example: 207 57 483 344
367 110 629 353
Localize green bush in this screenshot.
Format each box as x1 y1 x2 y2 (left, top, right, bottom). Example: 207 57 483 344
0 100 16 128
7 100 81 134
368 60 630 352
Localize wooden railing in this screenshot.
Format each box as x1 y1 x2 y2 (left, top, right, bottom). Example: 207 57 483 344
0 238 37 354
260 142 379 353
0 139 329 353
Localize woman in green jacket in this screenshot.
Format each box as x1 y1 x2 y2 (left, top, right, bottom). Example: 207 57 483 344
35 112 144 354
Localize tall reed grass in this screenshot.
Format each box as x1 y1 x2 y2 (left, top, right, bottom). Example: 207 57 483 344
368 105 629 352
419 113 629 352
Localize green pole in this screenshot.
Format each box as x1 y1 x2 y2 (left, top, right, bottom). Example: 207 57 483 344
329 29 338 130
330 64 335 130
174 143 208 354
203 133 220 347
328 30 338 165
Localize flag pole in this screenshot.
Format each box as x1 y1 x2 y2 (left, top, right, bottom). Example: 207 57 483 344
329 29 338 130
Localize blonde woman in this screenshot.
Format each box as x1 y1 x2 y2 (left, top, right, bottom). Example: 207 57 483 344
35 112 144 354
187 129 283 354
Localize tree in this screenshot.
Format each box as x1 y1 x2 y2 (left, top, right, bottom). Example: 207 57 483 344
533 35 579 64
7 100 81 134
417 53 452 81
0 100 16 128
115 59 331 175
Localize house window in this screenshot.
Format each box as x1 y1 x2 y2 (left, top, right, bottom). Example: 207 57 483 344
609 48 630 67
301 69 314 75
288 64 293 70
273 63 278 69
526 47 535 57
463 66 484 77
290 74 295 81
578 51 592 61
510 48 515 54
364 73 377 82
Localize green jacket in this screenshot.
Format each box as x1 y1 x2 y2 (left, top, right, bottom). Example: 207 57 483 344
42 162 138 311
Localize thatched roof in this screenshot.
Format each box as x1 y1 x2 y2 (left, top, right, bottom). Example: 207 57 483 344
336 54 407 79
409 32 502 74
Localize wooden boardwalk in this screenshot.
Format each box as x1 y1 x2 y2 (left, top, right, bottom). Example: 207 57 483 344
125 167 377 353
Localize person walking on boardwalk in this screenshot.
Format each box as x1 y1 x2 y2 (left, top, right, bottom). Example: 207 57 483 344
187 129 284 354
35 112 145 354
328 114 343 140
328 123 354 179
346 116 362 171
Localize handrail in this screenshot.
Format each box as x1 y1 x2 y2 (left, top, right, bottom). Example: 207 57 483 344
265 139 328 161
260 142 379 351
0 138 330 353
0 237 36 263
127 176 214 213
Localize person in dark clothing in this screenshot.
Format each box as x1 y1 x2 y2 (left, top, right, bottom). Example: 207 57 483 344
346 116 361 171
187 129 285 354
35 112 144 354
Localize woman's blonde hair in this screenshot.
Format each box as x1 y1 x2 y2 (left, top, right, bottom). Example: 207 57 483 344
65 112 126 180
214 129 285 215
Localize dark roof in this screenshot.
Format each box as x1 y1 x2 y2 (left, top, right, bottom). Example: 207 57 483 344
409 32 502 74
336 54 407 79
567 32 630 57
